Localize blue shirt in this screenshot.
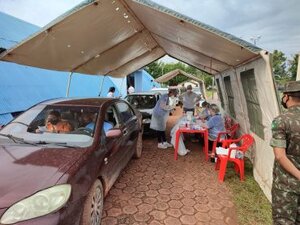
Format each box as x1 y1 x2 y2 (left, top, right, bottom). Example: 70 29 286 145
153 94 169 117
206 114 225 140
103 121 113 133
86 122 95 131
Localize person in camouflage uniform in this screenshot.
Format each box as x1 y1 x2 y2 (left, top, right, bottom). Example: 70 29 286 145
270 80 300 225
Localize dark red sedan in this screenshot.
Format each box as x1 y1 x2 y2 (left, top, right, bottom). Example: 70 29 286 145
0 98 143 225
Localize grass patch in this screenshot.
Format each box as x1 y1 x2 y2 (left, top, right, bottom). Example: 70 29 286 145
224 158 272 225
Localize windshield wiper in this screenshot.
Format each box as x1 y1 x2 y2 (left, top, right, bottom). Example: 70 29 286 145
0 133 38 146
35 141 78 148
10 121 29 127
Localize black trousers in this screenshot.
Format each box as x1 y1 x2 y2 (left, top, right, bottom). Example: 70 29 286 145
199 137 221 153
157 131 166 143
183 107 194 113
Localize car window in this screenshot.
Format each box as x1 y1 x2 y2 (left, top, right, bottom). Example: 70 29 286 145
115 102 135 123
105 105 119 127
0 104 99 147
126 95 157 109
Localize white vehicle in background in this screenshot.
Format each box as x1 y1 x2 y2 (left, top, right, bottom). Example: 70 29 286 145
192 87 202 95
125 92 161 134
150 87 180 107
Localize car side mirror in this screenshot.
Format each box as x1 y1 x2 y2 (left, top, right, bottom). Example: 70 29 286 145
106 128 122 138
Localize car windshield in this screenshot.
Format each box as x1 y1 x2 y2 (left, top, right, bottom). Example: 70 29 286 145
192 87 201 95
126 95 157 109
0 104 99 147
150 88 168 95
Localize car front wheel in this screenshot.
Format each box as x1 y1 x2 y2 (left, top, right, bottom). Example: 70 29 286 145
81 179 104 225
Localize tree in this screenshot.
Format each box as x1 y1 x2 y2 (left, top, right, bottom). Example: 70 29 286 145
272 50 288 81
288 54 298 80
145 61 163 79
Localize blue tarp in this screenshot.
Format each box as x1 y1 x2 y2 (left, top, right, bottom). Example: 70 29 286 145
0 12 127 125
132 70 160 92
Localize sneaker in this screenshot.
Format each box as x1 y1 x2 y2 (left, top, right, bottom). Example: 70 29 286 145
163 142 173 148
158 143 167 149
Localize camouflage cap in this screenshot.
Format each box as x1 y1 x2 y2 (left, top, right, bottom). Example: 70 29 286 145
283 80 300 93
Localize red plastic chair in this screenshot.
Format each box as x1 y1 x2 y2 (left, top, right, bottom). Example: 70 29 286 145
211 123 239 156
215 134 254 182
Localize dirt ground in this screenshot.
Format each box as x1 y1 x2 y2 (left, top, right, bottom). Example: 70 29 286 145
101 107 238 225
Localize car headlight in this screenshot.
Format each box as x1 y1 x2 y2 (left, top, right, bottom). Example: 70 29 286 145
142 118 151 124
0 184 71 224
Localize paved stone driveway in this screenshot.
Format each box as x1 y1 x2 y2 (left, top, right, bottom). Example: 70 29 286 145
102 110 238 225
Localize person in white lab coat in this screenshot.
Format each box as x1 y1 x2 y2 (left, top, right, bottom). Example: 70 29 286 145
150 89 177 149
128 85 135 94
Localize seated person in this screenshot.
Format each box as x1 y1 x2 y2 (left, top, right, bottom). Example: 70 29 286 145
103 121 113 134
198 101 211 120
38 110 73 133
201 104 225 154
194 102 202 116
81 112 96 131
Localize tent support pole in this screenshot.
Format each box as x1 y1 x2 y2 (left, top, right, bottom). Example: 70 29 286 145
120 77 126 97
98 75 106 97
211 77 215 100
66 72 73 97
297 52 300 81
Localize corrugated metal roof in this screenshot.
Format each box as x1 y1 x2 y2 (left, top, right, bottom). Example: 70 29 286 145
0 113 13 125
0 12 39 49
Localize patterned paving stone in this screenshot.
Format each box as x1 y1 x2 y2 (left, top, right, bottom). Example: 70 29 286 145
123 205 138 215
154 201 169 211
143 197 157 204
101 217 118 225
133 213 151 222
180 215 198 225
164 216 182 225
168 200 183 209
137 203 153 214
101 108 238 225
150 210 167 220
181 205 195 215
195 212 211 222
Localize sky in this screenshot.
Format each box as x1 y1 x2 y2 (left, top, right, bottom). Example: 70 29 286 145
0 0 300 59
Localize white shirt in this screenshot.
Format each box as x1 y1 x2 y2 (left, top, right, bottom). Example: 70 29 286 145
128 86 135 94
107 92 114 98
180 91 199 109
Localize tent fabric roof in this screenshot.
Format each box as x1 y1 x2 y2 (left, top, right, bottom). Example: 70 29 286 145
155 69 204 83
0 0 262 77
0 12 127 116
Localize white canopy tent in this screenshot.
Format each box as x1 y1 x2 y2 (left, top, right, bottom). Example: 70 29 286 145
0 0 261 77
0 0 279 200
155 69 206 98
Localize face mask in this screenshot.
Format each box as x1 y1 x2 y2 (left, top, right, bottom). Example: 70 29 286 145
281 95 289 109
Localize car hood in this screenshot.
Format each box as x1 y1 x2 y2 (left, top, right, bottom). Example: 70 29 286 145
0 144 84 208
